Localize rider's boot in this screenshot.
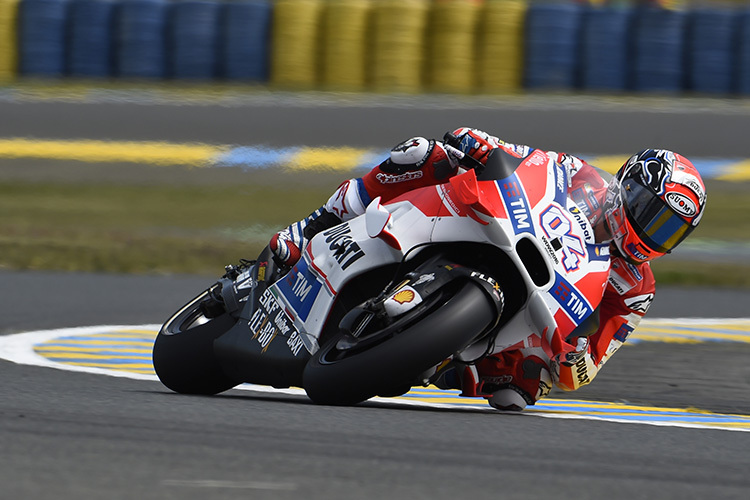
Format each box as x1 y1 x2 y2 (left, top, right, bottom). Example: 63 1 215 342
487 388 530 412
269 207 342 267
478 354 553 411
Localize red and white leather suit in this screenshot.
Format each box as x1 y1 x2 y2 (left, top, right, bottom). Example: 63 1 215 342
321 130 655 406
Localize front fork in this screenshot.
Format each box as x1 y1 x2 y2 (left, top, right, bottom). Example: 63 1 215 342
201 246 286 319
379 256 505 326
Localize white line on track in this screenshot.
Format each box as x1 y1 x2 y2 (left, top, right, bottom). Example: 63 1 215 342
161 479 297 490
2 323 750 432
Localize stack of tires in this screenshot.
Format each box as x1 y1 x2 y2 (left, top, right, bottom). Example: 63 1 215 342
740 10 750 95
580 6 632 91
115 0 167 79
630 7 687 93
220 1 271 81
686 8 738 94
6 0 750 97
18 0 68 77
524 3 583 89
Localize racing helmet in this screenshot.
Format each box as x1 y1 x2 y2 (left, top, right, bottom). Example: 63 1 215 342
604 149 706 264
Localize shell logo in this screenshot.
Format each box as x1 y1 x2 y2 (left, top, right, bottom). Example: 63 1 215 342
392 289 415 304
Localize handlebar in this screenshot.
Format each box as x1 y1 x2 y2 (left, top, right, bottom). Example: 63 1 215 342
442 132 486 174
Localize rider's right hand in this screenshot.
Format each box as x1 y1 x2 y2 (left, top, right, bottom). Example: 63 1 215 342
450 127 501 165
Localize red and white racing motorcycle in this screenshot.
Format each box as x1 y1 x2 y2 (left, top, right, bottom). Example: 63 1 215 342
153 146 610 405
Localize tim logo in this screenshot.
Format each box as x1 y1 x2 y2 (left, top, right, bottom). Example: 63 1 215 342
551 275 590 322
499 176 534 236
291 271 312 301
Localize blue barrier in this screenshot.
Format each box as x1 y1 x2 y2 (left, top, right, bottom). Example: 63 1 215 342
114 0 167 79
686 8 738 94
737 10 750 95
68 0 115 77
581 7 633 91
525 4 583 89
631 7 687 92
168 0 221 79
18 0 69 77
11 1 750 97
219 0 271 80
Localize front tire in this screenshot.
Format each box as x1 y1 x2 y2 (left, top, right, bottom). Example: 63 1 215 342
303 281 496 405
152 290 238 395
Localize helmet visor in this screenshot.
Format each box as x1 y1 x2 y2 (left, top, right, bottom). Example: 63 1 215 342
621 180 695 254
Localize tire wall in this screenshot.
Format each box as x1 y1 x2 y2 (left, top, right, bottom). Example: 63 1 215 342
1 0 748 95
0 0 19 80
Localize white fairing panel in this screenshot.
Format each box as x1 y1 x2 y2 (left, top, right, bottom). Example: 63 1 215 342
268 151 611 362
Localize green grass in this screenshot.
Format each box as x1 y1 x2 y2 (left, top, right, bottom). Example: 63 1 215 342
690 182 750 240
0 181 333 275
650 260 750 288
1 176 748 287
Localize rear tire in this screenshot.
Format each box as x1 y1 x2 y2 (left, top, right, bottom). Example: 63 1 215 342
303 281 496 405
152 290 238 395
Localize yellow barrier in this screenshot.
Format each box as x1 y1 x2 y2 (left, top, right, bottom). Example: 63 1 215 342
0 0 529 95
428 0 482 93
321 0 372 91
0 0 19 81
477 0 527 93
271 0 325 89
370 0 430 93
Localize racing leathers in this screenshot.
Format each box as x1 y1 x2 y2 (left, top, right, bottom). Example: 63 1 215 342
271 128 655 410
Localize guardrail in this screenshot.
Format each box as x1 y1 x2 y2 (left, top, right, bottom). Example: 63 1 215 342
0 0 748 95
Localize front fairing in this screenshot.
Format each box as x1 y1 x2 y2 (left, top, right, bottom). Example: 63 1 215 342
427 150 611 356
263 148 610 361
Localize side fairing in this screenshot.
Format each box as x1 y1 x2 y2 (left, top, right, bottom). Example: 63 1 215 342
430 153 610 349
268 200 435 344
267 150 610 358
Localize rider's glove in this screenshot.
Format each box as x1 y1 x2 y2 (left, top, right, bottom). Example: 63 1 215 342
560 337 590 367
451 127 501 164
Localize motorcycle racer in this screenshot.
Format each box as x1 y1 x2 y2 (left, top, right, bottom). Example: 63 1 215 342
270 128 707 411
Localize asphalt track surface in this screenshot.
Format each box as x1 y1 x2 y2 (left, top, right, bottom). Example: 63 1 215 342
2 93 750 499
1 91 750 156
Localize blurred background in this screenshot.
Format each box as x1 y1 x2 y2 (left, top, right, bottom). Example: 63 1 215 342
1 0 750 94
0 0 748 287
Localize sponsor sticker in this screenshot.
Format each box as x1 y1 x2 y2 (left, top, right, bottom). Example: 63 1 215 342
526 149 548 166
613 323 634 342
624 293 654 314
248 288 303 355
671 169 706 205
540 204 586 272
273 258 322 322
551 273 592 324
393 289 416 304
376 170 424 184
413 273 435 287
384 285 422 317
499 174 534 236
665 191 697 218
322 224 366 270
608 259 644 295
